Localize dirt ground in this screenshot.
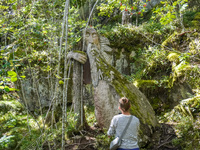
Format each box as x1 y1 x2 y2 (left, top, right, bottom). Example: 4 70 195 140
65 127 100 150
62 124 181 150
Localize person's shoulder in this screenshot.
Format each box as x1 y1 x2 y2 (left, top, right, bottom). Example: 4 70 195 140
113 114 123 119
132 115 140 122
114 114 123 118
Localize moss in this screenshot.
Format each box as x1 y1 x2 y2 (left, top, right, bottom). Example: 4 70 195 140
100 25 150 52
95 53 141 111
162 31 178 49
189 33 200 55
151 98 161 110
167 52 180 63
93 52 158 127
134 79 159 88
72 50 87 56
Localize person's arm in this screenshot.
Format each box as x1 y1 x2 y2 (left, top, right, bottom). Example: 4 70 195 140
107 117 117 137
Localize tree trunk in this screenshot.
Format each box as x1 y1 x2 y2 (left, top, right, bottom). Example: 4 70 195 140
72 61 87 129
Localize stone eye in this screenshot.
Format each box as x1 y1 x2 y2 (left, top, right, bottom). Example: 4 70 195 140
86 33 90 37
92 34 97 38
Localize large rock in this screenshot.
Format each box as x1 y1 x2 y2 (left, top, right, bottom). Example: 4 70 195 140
84 28 158 133
88 47 158 129
15 68 64 112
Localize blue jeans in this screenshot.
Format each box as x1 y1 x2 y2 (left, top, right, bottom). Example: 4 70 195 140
117 148 140 150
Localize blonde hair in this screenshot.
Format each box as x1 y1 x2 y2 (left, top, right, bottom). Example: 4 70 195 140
119 97 130 112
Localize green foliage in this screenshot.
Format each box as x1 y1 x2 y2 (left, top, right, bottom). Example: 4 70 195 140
0 135 16 150
160 95 200 149
99 24 145 51
7 71 17 82
167 51 200 89
0 0 199 149
98 0 148 24
0 98 90 149
151 0 188 27
0 58 19 93
142 21 163 34
0 97 41 150
0 100 23 114
171 116 200 149
132 47 170 80
187 65 200 89
0 0 88 92
183 11 200 28
95 130 111 150
85 106 96 126
192 12 200 29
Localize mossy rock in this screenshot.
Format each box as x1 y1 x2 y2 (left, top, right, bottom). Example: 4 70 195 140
93 50 158 128
0 100 24 115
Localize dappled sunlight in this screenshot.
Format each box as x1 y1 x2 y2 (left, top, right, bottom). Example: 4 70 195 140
0 0 199 149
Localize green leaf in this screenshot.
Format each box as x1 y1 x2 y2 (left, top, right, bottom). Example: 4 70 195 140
173 1 178 6
171 15 176 19
4 87 10 92
7 71 17 77
55 74 62 79
20 76 26 78
76 37 81 42
11 77 18 82
9 88 19 91
12 4 17 10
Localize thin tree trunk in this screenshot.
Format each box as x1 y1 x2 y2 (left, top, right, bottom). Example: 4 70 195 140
72 60 82 127
136 1 139 26
62 1 70 149
179 3 185 32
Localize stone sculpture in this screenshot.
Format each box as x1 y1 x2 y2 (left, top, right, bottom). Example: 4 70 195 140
67 28 158 133
122 10 130 25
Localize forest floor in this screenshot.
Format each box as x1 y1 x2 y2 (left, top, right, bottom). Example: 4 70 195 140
42 126 104 150
65 129 97 150
1 96 199 150
60 124 180 150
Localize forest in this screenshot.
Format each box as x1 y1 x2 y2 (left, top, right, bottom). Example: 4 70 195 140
0 0 200 149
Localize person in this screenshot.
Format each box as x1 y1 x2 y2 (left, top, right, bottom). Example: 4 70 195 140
107 97 140 150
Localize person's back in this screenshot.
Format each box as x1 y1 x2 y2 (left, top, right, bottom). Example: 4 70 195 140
107 97 140 150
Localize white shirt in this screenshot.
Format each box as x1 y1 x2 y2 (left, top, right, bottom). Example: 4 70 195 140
107 114 140 149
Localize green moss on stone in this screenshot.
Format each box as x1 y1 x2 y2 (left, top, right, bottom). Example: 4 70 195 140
134 80 159 88
73 50 87 56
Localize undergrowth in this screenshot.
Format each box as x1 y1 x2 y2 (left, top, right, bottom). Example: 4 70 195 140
0 94 41 150
0 94 100 150
158 92 200 149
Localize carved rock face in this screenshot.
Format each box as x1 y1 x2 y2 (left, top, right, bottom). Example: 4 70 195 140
85 28 100 50
85 28 113 66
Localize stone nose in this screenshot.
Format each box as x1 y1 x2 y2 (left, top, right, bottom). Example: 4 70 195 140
88 35 94 44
